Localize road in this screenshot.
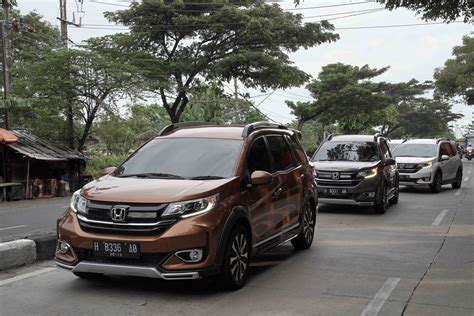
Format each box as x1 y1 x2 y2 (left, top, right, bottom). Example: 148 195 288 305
0 197 70 241
1 161 473 316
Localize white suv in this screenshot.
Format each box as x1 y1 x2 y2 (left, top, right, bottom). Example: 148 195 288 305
392 139 463 193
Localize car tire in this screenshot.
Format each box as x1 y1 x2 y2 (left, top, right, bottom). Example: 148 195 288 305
291 200 316 250
219 224 251 291
374 182 388 214
452 169 462 189
73 272 103 279
430 171 442 193
389 178 399 205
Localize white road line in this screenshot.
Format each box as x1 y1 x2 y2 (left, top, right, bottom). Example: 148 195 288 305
360 278 400 316
0 267 57 286
432 209 449 226
464 176 469 182
0 225 27 231
454 189 462 196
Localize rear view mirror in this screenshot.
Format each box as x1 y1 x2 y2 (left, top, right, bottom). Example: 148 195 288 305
440 155 449 161
385 158 396 166
100 167 117 176
250 171 272 185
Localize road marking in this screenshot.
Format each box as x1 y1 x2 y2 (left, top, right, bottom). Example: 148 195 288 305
361 278 400 316
464 176 469 182
432 209 449 226
454 189 462 196
0 267 57 286
0 225 27 231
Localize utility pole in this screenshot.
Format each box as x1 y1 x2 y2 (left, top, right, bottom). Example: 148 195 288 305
1 0 12 129
59 0 68 48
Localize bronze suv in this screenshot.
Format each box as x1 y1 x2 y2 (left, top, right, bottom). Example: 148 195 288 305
55 122 318 290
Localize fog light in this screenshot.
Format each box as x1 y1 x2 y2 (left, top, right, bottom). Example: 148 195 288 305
423 177 430 182
58 240 70 254
175 249 203 263
364 192 376 198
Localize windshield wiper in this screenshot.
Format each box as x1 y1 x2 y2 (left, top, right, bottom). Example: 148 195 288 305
189 175 225 180
117 173 185 179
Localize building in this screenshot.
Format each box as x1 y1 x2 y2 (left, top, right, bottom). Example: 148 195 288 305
0 128 87 201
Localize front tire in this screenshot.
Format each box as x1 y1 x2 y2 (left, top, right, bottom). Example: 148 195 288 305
452 169 462 189
374 182 388 214
291 200 316 250
220 225 251 291
430 171 442 193
389 178 399 205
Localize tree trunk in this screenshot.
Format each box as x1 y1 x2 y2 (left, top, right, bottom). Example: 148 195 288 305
66 102 75 149
297 118 306 131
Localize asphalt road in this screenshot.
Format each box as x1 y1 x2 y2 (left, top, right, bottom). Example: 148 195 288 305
0 160 473 316
0 197 70 241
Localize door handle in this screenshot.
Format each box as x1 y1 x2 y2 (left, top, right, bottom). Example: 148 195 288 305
273 187 283 198
300 174 305 181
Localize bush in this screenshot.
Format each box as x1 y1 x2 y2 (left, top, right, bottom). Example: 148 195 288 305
85 152 128 179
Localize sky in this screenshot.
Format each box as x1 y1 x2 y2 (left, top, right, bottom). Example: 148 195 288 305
16 0 473 136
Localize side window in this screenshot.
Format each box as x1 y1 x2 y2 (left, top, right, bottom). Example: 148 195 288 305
449 144 457 157
266 135 294 172
246 137 272 175
285 135 307 165
440 143 452 156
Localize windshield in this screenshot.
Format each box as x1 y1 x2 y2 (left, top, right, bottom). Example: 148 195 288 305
115 138 243 179
392 143 437 158
311 141 379 162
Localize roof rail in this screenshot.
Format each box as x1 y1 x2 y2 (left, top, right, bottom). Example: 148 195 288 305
436 138 449 144
290 128 302 139
241 121 287 137
157 122 220 136
374 133 381 142
327 133 342 141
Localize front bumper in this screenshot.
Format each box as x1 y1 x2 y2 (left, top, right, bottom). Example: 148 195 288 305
318 198 374 206
316 176 380 206
399 168 434 187
55 259 200 280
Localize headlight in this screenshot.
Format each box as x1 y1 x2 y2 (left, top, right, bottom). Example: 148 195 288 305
70 190 88 213
357 167 378 179
162 194 218 218
416 161 433 169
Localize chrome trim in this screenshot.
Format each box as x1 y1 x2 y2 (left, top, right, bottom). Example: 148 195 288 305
254 223 300 247
175 249 203 263
319 198 374 206
277 234 298 247
55 259 74 270
65 261 200 280
77 214 174 227
57 240 71 254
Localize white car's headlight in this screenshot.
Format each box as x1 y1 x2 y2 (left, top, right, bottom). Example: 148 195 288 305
162 194 218 218
70 190 88 214
357 167 378 179
416 161 433 169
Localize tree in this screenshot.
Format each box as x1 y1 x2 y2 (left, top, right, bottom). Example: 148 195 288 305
374 0 472 23
12 48 142 151
434 36 473 105
104 0 339 123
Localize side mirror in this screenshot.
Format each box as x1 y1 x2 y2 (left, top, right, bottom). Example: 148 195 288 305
100 166 117 176
250 171 272 185
440 155 450 161
385 158 396 166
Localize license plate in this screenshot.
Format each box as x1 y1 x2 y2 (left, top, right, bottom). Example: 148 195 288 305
93 241 140 258
323 188 347 195
400 175 409 180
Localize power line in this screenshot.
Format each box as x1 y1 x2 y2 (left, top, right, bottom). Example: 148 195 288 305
285 1 376 11
303 7 384 19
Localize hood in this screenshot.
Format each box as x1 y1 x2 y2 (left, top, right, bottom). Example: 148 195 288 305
312 160 379 172
81 175 238 204
395 157 435 164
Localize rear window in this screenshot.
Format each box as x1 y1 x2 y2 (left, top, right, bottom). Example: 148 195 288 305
393 143 437 158
266 135 294 172
311 141 379 162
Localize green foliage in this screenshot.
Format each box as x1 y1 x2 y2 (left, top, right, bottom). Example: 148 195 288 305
375 0 472 22
434 36 473 105
84 152 127 179
103 0 339 123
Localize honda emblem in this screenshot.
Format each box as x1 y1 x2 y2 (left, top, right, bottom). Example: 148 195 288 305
331 172 340 180
111 206 129 222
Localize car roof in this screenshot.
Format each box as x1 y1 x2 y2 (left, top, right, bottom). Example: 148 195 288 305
389 139 404 143
329 135 377 142
403 139 439 145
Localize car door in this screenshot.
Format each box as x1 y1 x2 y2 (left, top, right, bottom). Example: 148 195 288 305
265 134 302 236
439 142 455 180
244 136 282 244
380 140 397 193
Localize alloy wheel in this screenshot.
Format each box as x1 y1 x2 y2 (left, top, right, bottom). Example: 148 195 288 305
303 203 315 244
229 233 249 283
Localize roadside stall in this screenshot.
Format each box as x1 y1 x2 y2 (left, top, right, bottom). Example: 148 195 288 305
0 128 87 201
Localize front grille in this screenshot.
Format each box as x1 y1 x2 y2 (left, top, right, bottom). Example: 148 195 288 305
78 201 175 235
397 163 421 174
73 247 169 266
315 170 361 187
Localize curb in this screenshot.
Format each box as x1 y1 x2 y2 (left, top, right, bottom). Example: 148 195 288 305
0 232 56 271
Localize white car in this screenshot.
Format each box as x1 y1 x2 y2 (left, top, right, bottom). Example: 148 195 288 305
392 139 463 193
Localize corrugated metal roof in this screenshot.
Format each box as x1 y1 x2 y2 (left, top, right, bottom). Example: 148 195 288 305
5 129 86 161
